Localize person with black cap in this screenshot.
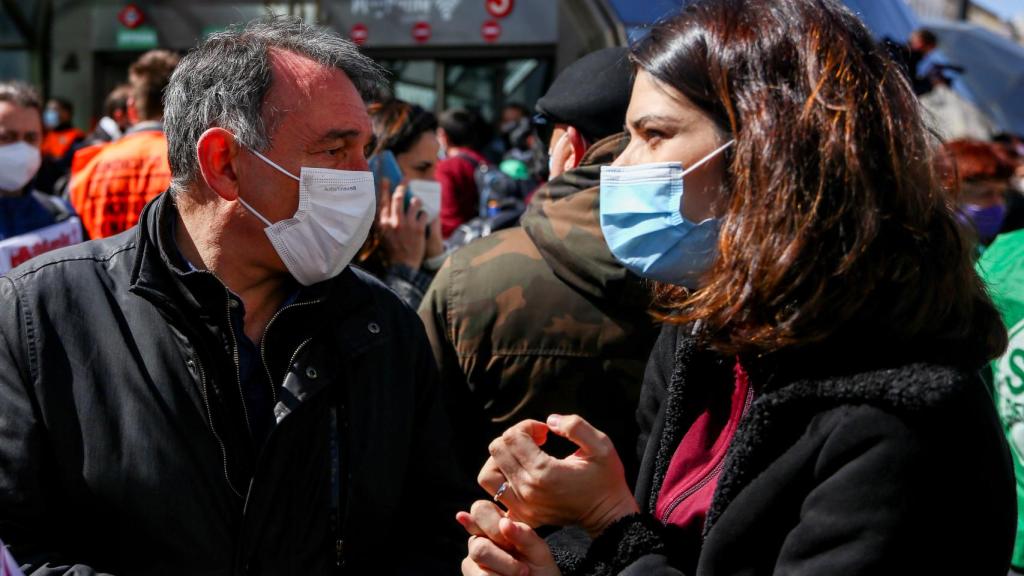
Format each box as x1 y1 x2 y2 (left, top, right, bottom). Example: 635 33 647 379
419 47 659 481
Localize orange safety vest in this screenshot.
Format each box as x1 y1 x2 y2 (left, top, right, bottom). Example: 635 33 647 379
40 127 85 160
70 142 108 176
69 129 171 239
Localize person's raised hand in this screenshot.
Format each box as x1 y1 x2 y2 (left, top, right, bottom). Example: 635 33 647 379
378 183 427 270
477 415 639 537
461 516 561 576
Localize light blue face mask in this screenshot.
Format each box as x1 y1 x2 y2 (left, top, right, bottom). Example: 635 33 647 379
599 140 734 288
43 109 60 129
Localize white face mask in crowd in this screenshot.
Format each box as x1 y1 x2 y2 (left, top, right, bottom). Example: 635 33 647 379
0 142 42 193
238 148 377 286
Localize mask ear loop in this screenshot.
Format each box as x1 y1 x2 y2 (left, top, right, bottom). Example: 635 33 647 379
238 147 302 227
249 148 301 182
237 197 274 227
681 140 735 178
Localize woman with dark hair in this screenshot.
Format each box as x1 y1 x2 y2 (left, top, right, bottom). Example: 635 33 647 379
358 99 445 308
456 1 1015 574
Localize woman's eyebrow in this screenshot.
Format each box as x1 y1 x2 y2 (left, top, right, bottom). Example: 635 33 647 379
629 114 683 130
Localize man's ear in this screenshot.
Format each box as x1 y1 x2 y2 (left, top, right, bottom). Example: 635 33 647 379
196 127 241 201
126 96 140 125
566 126 588 170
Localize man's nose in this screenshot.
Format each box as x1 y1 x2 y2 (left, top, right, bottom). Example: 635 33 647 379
347 154 370 172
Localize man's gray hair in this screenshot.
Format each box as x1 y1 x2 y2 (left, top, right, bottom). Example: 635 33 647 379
164 15 387 194
0 81 42 111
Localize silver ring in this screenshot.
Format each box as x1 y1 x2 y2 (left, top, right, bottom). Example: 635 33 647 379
493 481 509 502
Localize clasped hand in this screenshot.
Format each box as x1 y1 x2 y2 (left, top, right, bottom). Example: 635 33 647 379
456 414 639 576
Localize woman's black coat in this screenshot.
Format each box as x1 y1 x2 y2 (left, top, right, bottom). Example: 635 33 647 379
555 323 1016 575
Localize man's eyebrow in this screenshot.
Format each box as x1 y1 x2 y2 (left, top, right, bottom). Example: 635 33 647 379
316 128 363 143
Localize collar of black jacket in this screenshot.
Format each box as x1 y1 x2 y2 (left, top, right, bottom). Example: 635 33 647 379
127 191 377 342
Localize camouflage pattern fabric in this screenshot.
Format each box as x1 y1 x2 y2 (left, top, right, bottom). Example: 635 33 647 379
419 133 660 481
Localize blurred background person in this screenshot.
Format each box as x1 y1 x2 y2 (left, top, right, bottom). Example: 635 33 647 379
56 84 135 200
361 99 445 309
35 96 83 195
908 27 940 94
0 81 82 273
490 102 531 164
436 107 492 238
83 83 132 146
419 46 657 481
69 49 179 239
942 138 1023 248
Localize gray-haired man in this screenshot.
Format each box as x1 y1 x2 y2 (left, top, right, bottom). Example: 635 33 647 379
0 16 471 574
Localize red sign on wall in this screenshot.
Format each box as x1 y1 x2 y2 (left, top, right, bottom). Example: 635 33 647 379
117 3 145 29
481 20 502 43
412 21 432 43
486 0 515 19
351 23 369 45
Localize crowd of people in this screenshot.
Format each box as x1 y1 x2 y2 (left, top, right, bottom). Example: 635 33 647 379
0 0 1023 574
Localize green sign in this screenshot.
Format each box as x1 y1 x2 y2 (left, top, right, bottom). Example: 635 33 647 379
116 26 158 50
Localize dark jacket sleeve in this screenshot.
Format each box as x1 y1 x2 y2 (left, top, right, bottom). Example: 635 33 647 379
396 302 477 574
0 278 113 575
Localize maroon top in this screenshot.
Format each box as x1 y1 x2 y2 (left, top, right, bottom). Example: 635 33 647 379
436 149 488 238
655 359 753 534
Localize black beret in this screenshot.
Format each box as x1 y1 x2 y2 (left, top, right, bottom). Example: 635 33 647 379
535 47 633 143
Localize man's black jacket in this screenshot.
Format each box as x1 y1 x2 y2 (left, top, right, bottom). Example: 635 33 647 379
0 192 473 575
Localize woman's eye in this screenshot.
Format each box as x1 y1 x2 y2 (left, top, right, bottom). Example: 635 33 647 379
645 129 666 142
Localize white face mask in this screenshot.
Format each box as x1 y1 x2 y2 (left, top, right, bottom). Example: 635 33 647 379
238 149 376 286
0 142 42 193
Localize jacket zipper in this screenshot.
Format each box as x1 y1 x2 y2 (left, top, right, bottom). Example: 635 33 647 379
224 294 251 437
192 353 244 499
260 299 321 406
660 384 754 523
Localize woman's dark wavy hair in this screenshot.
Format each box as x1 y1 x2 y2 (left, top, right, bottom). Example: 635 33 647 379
367 99 438 158
636 0 1006 364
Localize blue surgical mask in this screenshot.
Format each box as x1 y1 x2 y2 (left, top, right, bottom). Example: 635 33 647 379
600 140 734 288
43 109 60 129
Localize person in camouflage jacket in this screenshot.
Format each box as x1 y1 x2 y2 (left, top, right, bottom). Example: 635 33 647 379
419 132 659 481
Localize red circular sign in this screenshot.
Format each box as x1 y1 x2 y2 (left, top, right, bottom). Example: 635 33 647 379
486 0 515 19
412 21 431 43
481 20 502 43
350 23 369 46
118 3 145 29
